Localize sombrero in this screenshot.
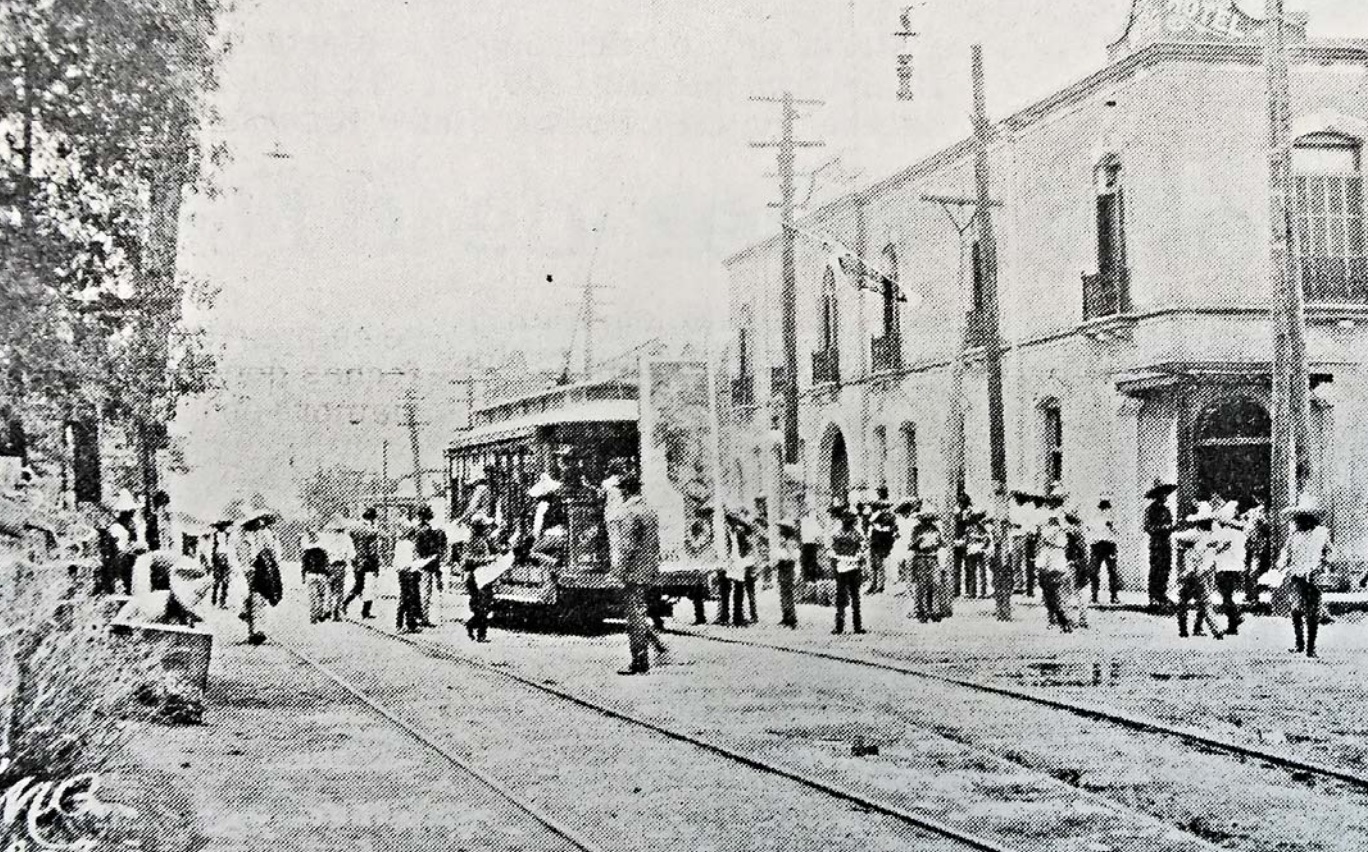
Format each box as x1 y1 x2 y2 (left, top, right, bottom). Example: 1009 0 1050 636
1145 480 1178 500
1281 494 1324 520
111 489 138 514
527 473 562 499
1187 501 1216 523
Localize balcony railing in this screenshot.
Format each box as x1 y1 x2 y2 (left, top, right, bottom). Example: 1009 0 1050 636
871 334 903 373
1302 257 1368 304
811 348 840 385
730 373 755 407
1081 267 1131 321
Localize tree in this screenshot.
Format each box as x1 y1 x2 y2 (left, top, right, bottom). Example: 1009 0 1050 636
0 0 231 489
298 466 393 528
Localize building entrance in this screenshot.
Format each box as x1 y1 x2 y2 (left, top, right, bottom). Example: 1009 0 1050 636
1193 396 1271 513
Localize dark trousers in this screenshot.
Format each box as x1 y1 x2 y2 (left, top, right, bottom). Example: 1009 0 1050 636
800 544 820 581
714 571 732 624
745 575 758 622
1148 541 1172 603
1089 542 1120 603
1039 569 1072 630
964 554 986 598
342 567 369 611
868 550 889 594
625 585 652 672
466 572 490 640
1176 574 1218 637
912 554 937 622
777 558 798 627
1215 572 1244 634
210 569 231 608
834 569 863 633
730 577 749 626
396 570 423 632
952 546 965 597
118 554 134 596
689 585 706 624
1291 576 1323 655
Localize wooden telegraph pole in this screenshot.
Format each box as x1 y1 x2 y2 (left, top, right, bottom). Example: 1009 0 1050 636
969 45 1013 621
1265 0 1312 550
750 93 824 518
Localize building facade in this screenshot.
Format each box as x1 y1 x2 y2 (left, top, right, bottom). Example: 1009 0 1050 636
722 0 1368 585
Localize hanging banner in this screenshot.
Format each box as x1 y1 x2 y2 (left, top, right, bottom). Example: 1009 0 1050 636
1108 0 1307 61
639 359 718 565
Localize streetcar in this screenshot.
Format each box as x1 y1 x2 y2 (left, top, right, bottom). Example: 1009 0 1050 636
446 376 707 626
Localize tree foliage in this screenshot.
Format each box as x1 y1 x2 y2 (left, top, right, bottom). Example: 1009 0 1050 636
0 0 232 471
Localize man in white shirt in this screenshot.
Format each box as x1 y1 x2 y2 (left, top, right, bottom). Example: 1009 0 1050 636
799 503 825 583
1211 501 1248 636
1170 502 1222 640
1086 499 1120 604
1279 501 1332 658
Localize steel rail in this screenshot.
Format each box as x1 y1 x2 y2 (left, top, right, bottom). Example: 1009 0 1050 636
272 638 609 852
351 620 1023 852
666 627 1368 793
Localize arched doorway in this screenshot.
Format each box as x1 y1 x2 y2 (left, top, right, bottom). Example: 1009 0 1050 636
828 430 850 506
1194 396 1271 511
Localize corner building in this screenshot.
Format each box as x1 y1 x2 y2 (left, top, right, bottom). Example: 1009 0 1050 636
721 0 1368 586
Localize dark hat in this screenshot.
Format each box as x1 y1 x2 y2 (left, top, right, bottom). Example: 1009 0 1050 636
362 507 378 521
777 520 798 537
416 505 434 521
1145 480 1177 500
895 500 918 514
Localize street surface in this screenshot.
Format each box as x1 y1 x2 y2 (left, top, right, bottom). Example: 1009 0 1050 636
106 572 1368 851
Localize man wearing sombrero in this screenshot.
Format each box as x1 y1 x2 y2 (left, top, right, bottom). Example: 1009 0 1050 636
1278 496 1333 658
1170 501 1223 640
1144 479 1178 608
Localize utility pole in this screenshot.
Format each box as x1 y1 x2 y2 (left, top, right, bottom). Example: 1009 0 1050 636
750 92 824 491
969 45 1012 622
404 389 424 501
1265 0 1312 552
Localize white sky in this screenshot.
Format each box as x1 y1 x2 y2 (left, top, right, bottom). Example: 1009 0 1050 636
168 0 1368 518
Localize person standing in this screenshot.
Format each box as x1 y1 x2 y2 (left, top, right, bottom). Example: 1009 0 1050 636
909 513 943 623
322 516 355 622
301 530 332 624
724 512 754 627
107 489 142 596
1007 492 1034 598
463 517 496 642
1036 509 1074 632
1211 501 1247 636
414 506 448 627
752 496 773 590
1170 502 1222 640
393 523 423 634
866 489 897 595
830 510 866 635
344 508 381 620
1064 508 1090 629
1144 481 1178 608
207 516 236 609
890 500 918 594
608 474 667 675
775 520 800 628
1278 499 1332 658
952 492 973 596
1086 499 1121 604
962 510 992 599
799 501 824 583
235 509 283 645
1242 499 1271 605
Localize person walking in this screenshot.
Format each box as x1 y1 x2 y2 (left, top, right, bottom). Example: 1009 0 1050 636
866 489 897 595
608 474 668 675
1036 509 1074 632
463 516 497 642
343 508 380 620
414 506 448 627
207 514 236 609
1064 508 1090 629
830 510 866 635
1086 499 1121 604
235 507 283 645
775 520 800 628
909 513 943 623
1170 502 1223 640
1007 492 1035 598
1211 501 1248 636
1145 480 1178 608
1278 498 1332 659
393 523 423 634
724 511 755 627
321 516 354 622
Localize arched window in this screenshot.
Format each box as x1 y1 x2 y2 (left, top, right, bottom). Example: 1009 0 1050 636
900 423 919 499
1041 400 1063 487
821 267 838 352
1293 132 1366 302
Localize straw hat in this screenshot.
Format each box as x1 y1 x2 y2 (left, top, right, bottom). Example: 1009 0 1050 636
323 515 352 532
527 473 562 499
1145 479 1177 500
1281 494 1324 521
111 489 138 514
1215 500 1241 525
1187 501 1216 523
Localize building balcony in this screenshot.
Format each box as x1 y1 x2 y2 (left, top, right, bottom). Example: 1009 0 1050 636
1302 258 1368 304
730 374 755 408
811 348 840 386
1082 267 1131 321
870 334 903 374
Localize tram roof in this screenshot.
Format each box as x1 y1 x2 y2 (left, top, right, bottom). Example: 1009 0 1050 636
448 398 639 451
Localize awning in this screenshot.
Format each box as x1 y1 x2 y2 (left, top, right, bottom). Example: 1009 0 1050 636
448 399 639 451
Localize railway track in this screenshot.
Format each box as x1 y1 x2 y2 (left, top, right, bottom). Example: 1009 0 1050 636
273 638 609 852
346 619 1237 852
666 625 1368 793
